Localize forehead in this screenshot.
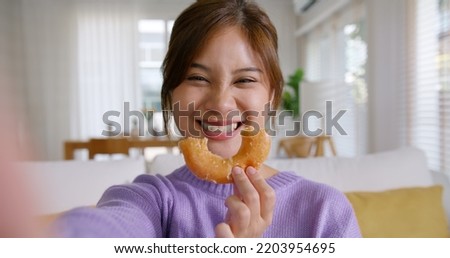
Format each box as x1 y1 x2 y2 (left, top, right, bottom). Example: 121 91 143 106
192 26 264 67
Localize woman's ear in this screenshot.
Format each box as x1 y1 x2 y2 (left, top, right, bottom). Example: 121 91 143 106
269 88 276 109
269 87 275 102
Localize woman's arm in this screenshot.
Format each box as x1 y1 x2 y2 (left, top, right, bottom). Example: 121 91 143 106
53 183 166 237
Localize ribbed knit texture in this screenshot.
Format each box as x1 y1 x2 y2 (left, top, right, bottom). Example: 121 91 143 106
54 166 361 237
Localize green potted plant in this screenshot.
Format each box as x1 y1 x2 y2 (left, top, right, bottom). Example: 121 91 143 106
282 68 304 118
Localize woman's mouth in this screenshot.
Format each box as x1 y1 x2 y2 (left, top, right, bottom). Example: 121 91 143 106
197 120 243 139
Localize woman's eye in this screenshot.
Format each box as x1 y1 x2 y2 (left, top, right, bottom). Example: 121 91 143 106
236 78 256 84
187 75 208 82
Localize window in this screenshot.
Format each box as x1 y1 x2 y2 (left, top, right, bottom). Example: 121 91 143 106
137 19 177 159
302 2 368 157
138 19 174 111
406 0 450 174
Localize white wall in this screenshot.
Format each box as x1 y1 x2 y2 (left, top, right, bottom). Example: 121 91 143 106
256 0 299 78
137 0 194 19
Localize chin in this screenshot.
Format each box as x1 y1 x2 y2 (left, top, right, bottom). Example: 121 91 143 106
207 138 241 159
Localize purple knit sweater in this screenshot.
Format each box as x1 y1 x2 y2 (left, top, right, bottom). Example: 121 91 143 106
54 165 361 237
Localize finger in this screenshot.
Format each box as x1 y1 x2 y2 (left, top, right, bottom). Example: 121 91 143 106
231 167 246 200
215 223 234 238
225 195 251 232
232 170 242 199
231 166 260 214
246 166 276 224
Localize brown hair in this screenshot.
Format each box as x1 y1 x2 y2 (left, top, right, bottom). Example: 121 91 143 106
161 0 283 132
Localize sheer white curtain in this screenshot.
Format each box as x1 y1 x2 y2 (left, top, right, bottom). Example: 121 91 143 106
19 0 78 160
75 0 140 141
11 0 141 160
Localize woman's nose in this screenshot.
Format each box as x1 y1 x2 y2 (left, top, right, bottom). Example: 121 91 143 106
203 86 237 116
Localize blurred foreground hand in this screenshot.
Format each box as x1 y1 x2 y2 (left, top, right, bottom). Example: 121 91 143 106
0 82 41 237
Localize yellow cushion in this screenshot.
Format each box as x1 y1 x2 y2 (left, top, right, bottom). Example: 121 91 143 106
345 185 449 238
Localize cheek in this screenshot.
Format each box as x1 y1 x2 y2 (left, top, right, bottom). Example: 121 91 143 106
172 86 203 134
172 85 204 109
239 89 272 129
172 86 187 107
240 88 271 112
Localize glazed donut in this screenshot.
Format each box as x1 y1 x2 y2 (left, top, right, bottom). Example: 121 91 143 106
178 128 271 184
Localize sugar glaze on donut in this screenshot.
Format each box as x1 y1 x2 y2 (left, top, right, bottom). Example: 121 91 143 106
178 128 271 184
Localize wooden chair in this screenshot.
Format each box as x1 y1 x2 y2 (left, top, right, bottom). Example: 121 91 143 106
277 136 316 158
314 135 337 157
88 138 130 159
277 136 337 158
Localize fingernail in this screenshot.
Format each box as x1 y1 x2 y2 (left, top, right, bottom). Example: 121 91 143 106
232 167 243 175
246 166 257 175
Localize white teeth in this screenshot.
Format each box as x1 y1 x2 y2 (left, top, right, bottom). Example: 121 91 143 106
202 122 238 133
207 125 222 132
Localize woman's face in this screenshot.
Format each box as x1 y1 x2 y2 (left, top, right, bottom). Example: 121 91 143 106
172 26 272 158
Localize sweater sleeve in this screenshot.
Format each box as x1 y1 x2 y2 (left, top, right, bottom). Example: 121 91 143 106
318 188 362 238
53 178 171 238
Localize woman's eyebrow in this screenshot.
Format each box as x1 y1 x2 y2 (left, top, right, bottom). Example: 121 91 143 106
190 63 263 74
190 63 210 72
233 67 263 74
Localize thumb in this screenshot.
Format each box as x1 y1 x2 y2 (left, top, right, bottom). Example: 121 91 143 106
214 223 234 238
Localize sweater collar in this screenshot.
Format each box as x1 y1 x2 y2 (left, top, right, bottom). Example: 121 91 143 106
170 165 301 197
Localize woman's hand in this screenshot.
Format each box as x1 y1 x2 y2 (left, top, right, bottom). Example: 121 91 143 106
0 87 40 237
215 166 276 238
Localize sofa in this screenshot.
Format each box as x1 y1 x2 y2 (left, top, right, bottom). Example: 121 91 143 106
22 147 450 237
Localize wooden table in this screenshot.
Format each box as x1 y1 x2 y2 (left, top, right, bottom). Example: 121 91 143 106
64 141 90 160
64 137 180 160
